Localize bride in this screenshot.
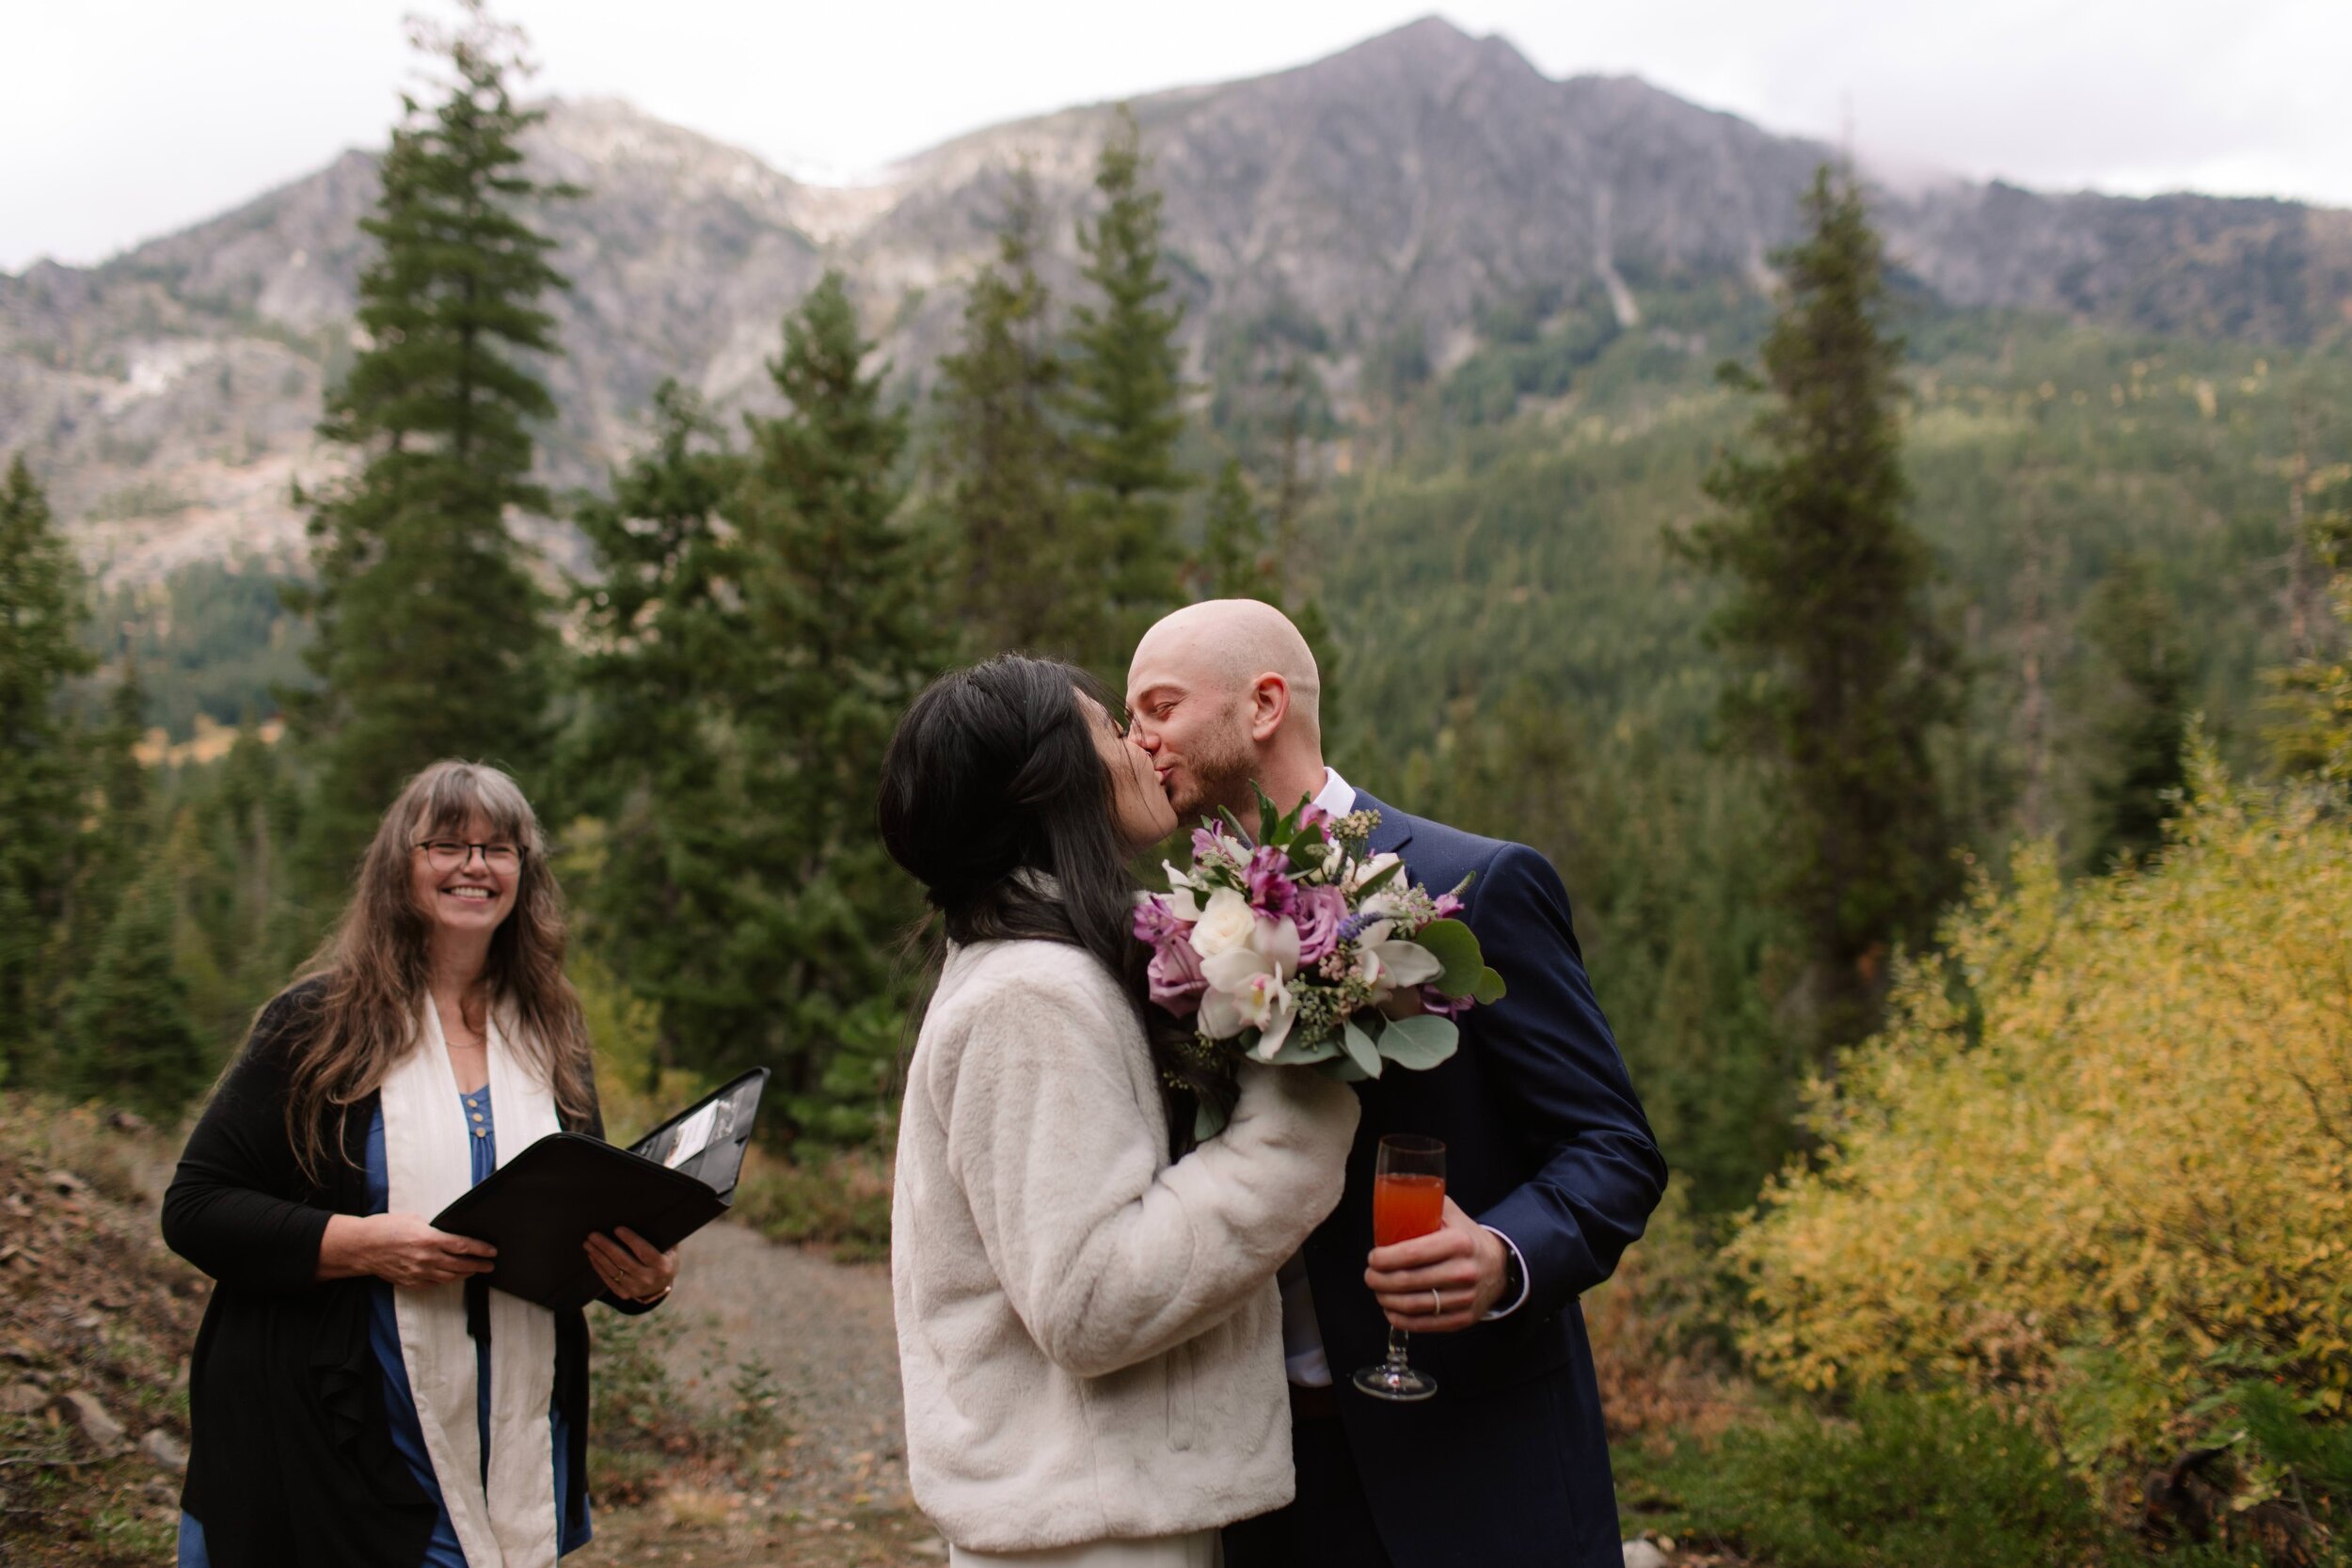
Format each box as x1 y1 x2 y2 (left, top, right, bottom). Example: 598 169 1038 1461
879 655 1359 1566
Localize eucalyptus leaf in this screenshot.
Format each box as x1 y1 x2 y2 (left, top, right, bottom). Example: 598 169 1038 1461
1473 966 1506 1005
1264 1035 1343 1066
1324 1055 1373 1084
1341 1021 1385 1079
1377 1013 1459 1070
1194 1098 1230 1143
1413 918 1485 996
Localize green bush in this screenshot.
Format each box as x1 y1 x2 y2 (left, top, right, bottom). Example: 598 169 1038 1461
729 1144 893 1262
1654 1391 2120 1568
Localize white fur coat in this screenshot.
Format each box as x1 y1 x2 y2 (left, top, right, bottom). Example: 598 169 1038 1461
892 938 1359 1552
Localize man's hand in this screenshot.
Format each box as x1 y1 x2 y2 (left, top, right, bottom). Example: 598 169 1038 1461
1363 1197 1506 1334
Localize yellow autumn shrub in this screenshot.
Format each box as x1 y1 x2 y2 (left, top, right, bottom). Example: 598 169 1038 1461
1728 764 2352 1478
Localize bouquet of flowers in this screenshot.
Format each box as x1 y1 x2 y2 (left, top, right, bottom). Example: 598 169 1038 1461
1134 785 1505 1138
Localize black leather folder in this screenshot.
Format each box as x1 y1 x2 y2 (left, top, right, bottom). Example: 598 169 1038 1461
431 1068 769 1311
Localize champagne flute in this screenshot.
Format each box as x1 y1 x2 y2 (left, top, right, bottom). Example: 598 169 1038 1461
1354 1133 1445 1402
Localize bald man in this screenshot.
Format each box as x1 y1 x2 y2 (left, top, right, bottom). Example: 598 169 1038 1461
1128 601 1667 1568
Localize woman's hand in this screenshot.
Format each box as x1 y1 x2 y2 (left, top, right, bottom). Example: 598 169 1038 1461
317 1212 497 1288
585 1227 679 1304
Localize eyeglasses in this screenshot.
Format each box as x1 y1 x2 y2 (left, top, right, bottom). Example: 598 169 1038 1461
412 840 524 874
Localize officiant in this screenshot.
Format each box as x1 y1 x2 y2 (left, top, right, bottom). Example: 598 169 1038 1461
162 759 679 1568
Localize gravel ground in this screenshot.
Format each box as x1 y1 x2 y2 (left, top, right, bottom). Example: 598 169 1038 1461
572 1220 944 1568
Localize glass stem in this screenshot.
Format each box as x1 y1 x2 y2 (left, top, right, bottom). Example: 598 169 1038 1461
1386 1325 1411 1373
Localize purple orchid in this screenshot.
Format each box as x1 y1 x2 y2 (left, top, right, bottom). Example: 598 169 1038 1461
1418 985 1474 1019
1133 895 1188 948
1244 846 1298 918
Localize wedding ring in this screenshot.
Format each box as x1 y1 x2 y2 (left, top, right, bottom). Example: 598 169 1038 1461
1429 1287 1443 1317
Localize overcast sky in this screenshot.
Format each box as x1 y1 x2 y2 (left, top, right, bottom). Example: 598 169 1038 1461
6 0 2346 273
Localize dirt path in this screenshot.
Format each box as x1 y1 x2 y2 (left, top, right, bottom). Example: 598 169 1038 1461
572 1221 945 1567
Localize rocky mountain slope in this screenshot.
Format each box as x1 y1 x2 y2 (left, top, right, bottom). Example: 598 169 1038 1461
3 15 2346 579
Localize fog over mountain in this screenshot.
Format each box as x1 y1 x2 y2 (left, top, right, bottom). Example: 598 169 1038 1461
4 16 2346 580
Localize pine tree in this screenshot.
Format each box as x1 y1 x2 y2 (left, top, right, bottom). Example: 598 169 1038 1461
0 456 92 1080
62 664 155 999
935 173 1081 657
1064 107 1191 670
568 382 748 1085
1677 166 1957 1053
1197 459 1275 602
2074 560 2189 871
291 3 572 888
733 273 946 1132
66 866 210 1118
2264 472 2352 781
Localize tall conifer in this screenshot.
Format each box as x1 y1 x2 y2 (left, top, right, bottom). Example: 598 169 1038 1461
2264 474 2352 781
2074 560 2189 871
1065 107 1190 670
66 867 210 1117
1197 459 1275 602
0 456 91 1078
293 3 572 887
733 273 945 1129
62 664 154 1000
935 175 1080 657
569 383 746 1083
1679 166 1957 1053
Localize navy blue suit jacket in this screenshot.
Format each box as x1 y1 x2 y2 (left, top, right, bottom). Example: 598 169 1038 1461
1294 792 1667 1567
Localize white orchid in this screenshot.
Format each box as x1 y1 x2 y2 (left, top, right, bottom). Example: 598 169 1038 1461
1199 952 1299 1057
1345 851 1403 895
1352 919 1443 1000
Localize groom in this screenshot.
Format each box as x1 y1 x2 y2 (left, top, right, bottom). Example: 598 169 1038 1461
1127 600 1667 1568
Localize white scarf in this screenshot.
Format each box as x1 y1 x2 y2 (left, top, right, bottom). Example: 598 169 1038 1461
380 1000 564 1568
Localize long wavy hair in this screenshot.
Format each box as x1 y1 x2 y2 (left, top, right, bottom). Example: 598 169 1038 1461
279 760 596 1182
878 656 1232 1153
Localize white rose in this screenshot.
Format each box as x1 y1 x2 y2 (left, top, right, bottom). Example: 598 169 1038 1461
1188 888 1258 958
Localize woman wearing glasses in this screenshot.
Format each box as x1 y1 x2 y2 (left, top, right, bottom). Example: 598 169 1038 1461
163 760 676 1568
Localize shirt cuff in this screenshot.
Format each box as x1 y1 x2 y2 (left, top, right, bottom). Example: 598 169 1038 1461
1479 1225 1531 1320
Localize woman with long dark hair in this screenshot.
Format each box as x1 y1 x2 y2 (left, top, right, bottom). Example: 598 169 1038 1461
881 656 1360 1566
164 761 677 1568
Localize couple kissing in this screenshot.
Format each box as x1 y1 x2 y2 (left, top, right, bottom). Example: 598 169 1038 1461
880 599 1668 1568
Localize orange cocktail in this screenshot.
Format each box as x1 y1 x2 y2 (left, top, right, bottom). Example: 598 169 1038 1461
1355 1134 1447 1402
1373 1172 1446 1247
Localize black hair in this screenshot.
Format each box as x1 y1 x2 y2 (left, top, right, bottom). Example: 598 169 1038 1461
879 654 1231 1151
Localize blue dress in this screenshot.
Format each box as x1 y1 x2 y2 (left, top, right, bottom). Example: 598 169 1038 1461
180 1085 585 1565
